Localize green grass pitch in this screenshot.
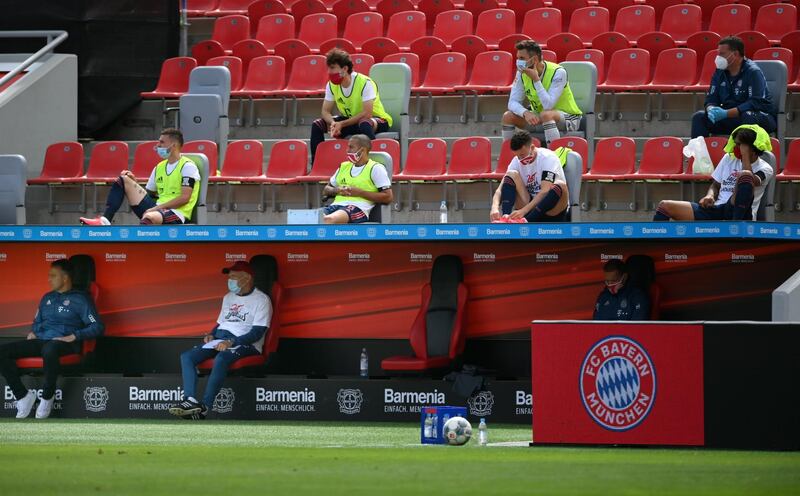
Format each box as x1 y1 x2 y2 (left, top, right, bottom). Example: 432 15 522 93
0 419 798 495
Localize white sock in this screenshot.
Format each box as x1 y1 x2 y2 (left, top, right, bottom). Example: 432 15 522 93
543 120 560 146
502 125 516 142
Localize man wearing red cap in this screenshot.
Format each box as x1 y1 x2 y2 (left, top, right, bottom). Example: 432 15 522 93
169 261 271 419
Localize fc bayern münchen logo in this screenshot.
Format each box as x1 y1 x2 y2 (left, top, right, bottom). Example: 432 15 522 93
84 386 109 412
212 387 236 413
580 336 656 432
337 388 363 415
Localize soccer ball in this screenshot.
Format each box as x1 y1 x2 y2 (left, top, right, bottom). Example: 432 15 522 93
442 416 472 446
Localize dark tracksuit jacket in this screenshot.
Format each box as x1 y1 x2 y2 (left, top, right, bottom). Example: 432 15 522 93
32 290 104 340
593 284 650 321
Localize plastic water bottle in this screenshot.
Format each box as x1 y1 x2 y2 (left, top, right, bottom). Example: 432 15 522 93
439 201 448 223
360 348 368 378
424 414 434 438
478 418 488 446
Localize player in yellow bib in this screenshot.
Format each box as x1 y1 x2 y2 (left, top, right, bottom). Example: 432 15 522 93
80 128 200 226
502 40 583 147
321 135 393 224
310 49 393 164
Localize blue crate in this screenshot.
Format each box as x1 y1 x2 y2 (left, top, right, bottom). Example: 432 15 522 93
420 406 467 444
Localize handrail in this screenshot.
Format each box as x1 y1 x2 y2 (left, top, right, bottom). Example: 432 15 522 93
0 30 69 89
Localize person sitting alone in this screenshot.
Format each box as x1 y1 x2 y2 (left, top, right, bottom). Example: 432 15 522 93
593 259 650 321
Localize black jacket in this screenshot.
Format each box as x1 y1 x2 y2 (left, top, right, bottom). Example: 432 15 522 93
593 284 650 321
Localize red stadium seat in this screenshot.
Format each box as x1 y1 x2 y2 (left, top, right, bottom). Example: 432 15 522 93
301 140 348 182
686 31 720 76
545 33 583 62
412 52 467 94
601 48 650 91
624 137 684 180
778 139 800 180
754 48 794 91
28 142 84 185
498 34 531 56
256 14 296 51
506 0 545 32
290 0 328 27
372 139 401 170
475 8 515 48
433 10 474 47
191 40 226 66
207 56 244 91
522 9 561 47
248 0 288 36
360 37 401 62
754 3 797 44
583 137 635 180
298 13 338 51
454 50 514 93
570 7 610 45
231 55 286 98
141 57 197 99
76 142 129 184
551 0 589 31
270 54 328 96
319 38 358 55
352 53 375 74
613 5 655 42
419 0 457 35
685 49 719 92
736 31 769 59
770 137 781 172
596 0 635 24
660 4 702 44
636 32 676 78
781 32 800 89
694 0 733 30
375 0 416 20
463 0 500 19
708 4 752 36
331 0 371 36
647 48 698 91
343 12 384 50
132 141 160 181
210 140 265 183
209 0 255 15
183 141 220 174
211 15 250 52
232 40 268 79
386 11 427 50
542 49 557 63
590 32 631 73
385 52 421 87
410 36 449 79
451 35 488 67
396 138 447 180
549 136 588 172
445 136 492 180
264 140 308 184
185 0 218 17
273 39 312 73
566 49 605 84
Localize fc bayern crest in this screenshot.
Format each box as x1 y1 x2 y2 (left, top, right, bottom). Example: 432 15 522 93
580 336 656 432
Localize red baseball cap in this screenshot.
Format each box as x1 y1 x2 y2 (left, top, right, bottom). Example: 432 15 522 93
221 261 254 276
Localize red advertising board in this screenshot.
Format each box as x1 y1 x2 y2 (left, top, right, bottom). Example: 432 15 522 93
531 322 704 446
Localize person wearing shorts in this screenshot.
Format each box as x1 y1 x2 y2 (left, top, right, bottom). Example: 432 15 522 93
80 128 200 226
321 135 393 224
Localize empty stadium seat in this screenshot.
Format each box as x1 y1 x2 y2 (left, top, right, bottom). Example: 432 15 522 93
232 55 286 97
301 139 348 182
410 36 449 79
183 141 220 175
273 39 312 73
264 140 309 184
382 255 468 372
343 12 384 50
521 9 561 47
433 10 473 47
210 140 265 183
498 34 531 56
419 0 457 34
28 142 84 185
566 49 605 84
755 59 788 150
549 136 588 172
248 0 288 35
141 57 197 99
647 48 698 91
590 31 631 74
542 50 558 63
212 15 250 52
601 48 650 91
387 11 426 50
570 7 610 45
475 8 515 48
191 40 226 66
551 0 589 31
451 35 489 68
209 0 255 15
445 136 492 180
636 32 676 77
373 139 401 171
319 38 357 55
754 3 797 44
132 141 160 181
396 138 447 180
232 40 268 79
736 31 769 59
412 52 466 94
754 48 793 91
454 50 514 93
778 139 800 181
708 4 752 36
781 31 800 89
695 0 734 30
256 14 296 51
624 137 684 180
289 0 328 27
352 53 375 74
545 33 583 62
376 0 416 20
370 62 412 160
0 155 26 225
298 13 338 51
583 137 635 180
361 37 401 62
332 0 371 36
207 56 244 91
463 0 500 19
597 0 635 24
78 142 129 184
506 0 545 32
659 4 702 44
613 5 655 42
271 54 328 96
385 52 421 87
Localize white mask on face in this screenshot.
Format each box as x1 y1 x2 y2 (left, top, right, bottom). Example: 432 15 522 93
715 54 730 70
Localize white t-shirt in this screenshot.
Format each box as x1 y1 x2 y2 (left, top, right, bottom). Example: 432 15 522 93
711 154 773 218
216 288 272 352
329 162 391 215
506 147 565 197
324 72 376 103
145 160 202 222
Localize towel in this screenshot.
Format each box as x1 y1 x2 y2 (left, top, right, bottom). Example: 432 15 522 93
723 124 772 157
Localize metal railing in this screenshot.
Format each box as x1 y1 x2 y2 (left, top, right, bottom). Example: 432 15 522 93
0 30 69 89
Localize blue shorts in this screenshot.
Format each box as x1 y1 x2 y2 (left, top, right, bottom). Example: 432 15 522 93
691 201 747 221
323 204 369 223
132 195 184 224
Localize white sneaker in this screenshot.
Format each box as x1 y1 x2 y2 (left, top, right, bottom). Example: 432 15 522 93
35 397 54 419
15 390 37 419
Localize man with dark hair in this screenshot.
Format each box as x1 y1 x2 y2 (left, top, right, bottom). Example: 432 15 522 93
593 260 650 321
80 128 200 226
502 40 583 146
691 36 776 138
654 125 773 221
490 130 569 223
170 261 271 420
310 49 394 164
321 134 393 224
0 259 104 419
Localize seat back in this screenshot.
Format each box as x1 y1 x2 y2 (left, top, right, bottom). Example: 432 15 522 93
651 48 697 87
467 51 514 87
240 55 286 95
132 141 160 179
566 49 605 84
332 0 372 36
754 48 793 87
425 255 464 357
273 39 312 74
256 14 296 50
0 155 26 225
352 53 375 75
207 56 243 91
562 149 583 219
755 3 797 43
376 0 416 20
383 52 420 87
636 32 676 77
87 142 129 179
551 0 589 31
289 0 327 26
220 140 264 177
549 136 588 172
433 10 473 46
604 48 650 86
68 254 98 355
40 142 84 179
498 33 531 56
284 55 328 92
708 4 752 35
419 0 458 34
387 11 426 49
451 36 488 71
625 254 655 317
522 9 561 45
266 140 308 179
248 0 288 32
410 36 450 77
660 4 702 43
638 137 683 175
366 151 393 223
590 31 631 73
757 150 777 221
249 255 280 355
212 15 250 51
506 0 545 32
475 8 515 46
191 40 226 66
694 49 718 89
570 7 610 44
360 37 401 62
344 12 384 49
592 137 635 175
151 57 197 95
180 153 210 223
449 136 491 174
298 13 338 50
421 52 466 88
560 61 597 115
310 140 348 177
737 30 770 59
754 60 787 116
188 65 231 110
403 138 447 176
545 32 583 62
369 62 411 135
597 0 635 23
319 38 357 55
783 140 800 175
232 40 268 79
372 139 401 171
463 0 499 18
613 5 655 41
183 140 219 174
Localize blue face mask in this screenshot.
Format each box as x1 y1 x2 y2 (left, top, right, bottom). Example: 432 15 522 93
156 146 170 159
516 59 528 70
227 279 240 294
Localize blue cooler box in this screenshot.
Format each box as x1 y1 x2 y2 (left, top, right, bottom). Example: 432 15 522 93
420 406 467 444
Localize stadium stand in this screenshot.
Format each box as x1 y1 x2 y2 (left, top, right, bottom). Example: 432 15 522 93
256 14 296 51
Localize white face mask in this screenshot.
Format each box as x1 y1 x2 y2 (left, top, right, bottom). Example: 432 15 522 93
715 54 730 70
